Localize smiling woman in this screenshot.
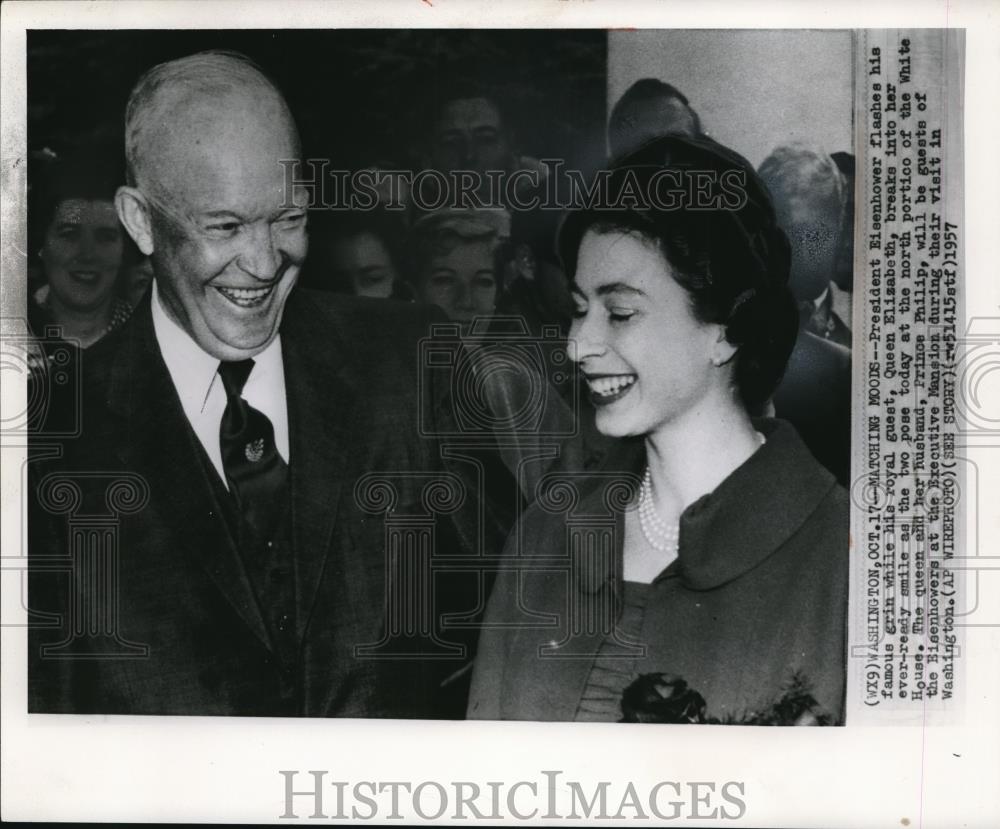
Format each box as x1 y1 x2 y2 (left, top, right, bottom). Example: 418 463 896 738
29 156 133 349
468 134 851 725
407 207 508 332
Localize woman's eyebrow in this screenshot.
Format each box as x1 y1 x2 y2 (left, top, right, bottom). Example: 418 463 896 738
594 281 646 298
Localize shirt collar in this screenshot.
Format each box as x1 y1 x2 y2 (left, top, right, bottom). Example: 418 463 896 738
150 280 283 414
813 284 831 311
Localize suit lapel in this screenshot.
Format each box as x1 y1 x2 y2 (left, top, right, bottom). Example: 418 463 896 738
280 293 359 643
106 299 272 650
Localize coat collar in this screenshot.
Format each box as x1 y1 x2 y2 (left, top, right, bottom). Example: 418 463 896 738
671 418 837 590
573 419 837 594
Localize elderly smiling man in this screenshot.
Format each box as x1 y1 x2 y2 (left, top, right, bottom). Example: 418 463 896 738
28 51 493 718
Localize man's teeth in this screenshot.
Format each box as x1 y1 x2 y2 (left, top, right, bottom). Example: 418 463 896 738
588 375 637 397
217 286 273 306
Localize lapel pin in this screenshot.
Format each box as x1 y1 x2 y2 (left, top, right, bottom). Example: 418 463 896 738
245 438 265 463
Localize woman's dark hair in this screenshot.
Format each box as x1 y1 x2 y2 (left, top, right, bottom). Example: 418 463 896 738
29 151 126 256
558 133 798 412
28 149 136 301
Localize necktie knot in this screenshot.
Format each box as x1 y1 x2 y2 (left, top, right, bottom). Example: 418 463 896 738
219 359 255 399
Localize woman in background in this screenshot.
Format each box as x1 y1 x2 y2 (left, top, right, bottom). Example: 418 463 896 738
468 135 850 725
29 157 132 348
407 208 506 334
25 154 132 436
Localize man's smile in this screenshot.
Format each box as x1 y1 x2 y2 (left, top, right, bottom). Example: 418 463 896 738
214 284 277 308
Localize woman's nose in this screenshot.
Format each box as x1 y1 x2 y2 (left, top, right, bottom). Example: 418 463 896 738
566 315 605 363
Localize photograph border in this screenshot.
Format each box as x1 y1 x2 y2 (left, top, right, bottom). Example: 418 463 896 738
3 2 998 826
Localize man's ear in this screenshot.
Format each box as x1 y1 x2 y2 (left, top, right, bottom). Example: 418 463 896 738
115 186 155 256
711 325 739 367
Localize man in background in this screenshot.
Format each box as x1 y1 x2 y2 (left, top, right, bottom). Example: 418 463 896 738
759 143 852 348
607 78 702 161
761 144 853 485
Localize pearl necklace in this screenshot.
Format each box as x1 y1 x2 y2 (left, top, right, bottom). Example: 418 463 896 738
638 432 766 555
638 466 679 554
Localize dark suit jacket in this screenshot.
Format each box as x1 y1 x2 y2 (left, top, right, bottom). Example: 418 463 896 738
28 288 501 717
773 329 852 486
467 419 849 723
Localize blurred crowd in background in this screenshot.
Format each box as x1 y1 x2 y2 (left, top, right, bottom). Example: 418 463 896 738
24 31 855 484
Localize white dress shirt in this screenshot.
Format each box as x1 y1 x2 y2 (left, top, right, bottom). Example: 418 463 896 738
829 281 853 332
812 284 830 312
150 281 290 487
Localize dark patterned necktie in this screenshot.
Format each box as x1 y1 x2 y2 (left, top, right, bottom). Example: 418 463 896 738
218 359 289 561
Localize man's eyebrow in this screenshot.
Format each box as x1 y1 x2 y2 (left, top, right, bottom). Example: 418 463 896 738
199 210 246 221
271 206 307 220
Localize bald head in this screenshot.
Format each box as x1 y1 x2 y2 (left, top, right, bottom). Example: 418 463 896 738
125 51 299 197
115 51 308 361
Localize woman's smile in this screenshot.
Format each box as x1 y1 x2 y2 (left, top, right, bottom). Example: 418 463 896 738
584 372 638 405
